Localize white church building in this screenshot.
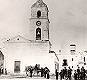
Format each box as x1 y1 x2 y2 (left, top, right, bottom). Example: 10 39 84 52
1 0 57 75
0 0 87 75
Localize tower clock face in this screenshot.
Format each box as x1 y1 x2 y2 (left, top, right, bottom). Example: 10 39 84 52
36 21 41 26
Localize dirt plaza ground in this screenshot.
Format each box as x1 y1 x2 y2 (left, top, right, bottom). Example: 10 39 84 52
0 74 87 80
0 74 55 80
0 74 75 80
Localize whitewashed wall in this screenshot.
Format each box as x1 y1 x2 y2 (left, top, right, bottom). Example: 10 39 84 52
3 40 55 74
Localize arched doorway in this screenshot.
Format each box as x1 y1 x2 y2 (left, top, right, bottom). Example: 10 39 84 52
36 27 41 40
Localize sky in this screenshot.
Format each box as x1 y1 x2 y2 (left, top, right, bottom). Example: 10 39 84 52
0 0 87 53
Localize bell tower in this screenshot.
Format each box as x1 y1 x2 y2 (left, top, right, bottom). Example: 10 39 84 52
30 0 50 41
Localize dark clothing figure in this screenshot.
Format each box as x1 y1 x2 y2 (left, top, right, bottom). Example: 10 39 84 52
67 67 72 80
44 67 48 78
0 68 1 75
1 68 3 74
80 71 83 80
41 68 44 77
47 72 50 79
74 70 77 80
5 69 7 75
44 67 50 79
56 69 58 80
77 68 80 73
62 69 65 79
47 68 50 79
35 64 38 70
30 68 33 77
80 67 86 80
35 64 39 75
77 67 80 80
59 70 63 80
44 70 47 78
82 68 86 80
63 67 67 79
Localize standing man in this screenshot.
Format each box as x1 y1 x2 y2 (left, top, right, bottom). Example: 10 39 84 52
44 67 47 78
1 68 3 74
41 67 44 77
0 68 1 75
47 69 50 79
59 70 63 80
56 69 58 80
74 70 77 80
67 67 72 80
5 68 7 75
30 67 33 78
44 67 48 78
63 67 67 79
81 66 86 80
77 67 80 80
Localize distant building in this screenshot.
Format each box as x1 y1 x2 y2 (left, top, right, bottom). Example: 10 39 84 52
57 44 87 71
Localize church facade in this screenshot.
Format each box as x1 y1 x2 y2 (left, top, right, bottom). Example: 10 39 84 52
2 0 57 75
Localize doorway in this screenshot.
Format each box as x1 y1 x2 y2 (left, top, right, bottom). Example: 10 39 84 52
14 61 21 73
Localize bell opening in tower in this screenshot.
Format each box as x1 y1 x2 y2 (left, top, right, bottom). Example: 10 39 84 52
37 10 41 18
36 27 41 40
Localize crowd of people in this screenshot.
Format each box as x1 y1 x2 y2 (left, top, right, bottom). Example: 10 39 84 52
25 64 50 79
40 67 50 79
59 67 72 80
58 66 86 80
0 68 7 75
74 66 86 80
25 64 87 80
1 64 86 80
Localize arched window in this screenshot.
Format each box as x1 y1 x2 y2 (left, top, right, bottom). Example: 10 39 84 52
36 28 41 40
37 10 41 18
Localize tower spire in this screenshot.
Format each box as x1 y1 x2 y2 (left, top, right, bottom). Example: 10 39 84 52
37 0 43 4
31 0 48 8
